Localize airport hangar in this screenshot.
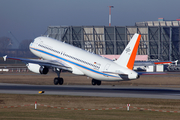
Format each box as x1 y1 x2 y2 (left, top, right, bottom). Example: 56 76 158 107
47 19 180 62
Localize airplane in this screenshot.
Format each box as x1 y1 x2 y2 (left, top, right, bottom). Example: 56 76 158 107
3 33 142 86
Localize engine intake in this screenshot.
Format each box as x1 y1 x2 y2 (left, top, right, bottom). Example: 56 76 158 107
39 66 49 74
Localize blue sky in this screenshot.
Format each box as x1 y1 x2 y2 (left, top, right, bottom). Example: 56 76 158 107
0 0 180 42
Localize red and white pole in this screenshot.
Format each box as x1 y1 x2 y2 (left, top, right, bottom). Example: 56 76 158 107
35 101 37 110
127 104 130 111
109 6 114 26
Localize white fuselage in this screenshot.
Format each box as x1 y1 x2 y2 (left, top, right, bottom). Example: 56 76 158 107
29 36 138 81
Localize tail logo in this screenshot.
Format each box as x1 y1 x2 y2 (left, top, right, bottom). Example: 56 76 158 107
127 34 141 70
114 33 141 70
125 47 131 54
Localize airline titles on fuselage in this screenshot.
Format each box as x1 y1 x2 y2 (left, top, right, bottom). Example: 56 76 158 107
38 44 101 70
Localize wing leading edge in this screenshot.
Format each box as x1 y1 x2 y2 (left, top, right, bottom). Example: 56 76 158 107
3 55 72 71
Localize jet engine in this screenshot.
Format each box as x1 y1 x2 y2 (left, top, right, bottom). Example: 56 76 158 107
27 63 49 74
39 66 49 74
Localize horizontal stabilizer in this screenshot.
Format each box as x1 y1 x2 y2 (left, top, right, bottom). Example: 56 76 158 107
102 71 130 80
118 74 129 80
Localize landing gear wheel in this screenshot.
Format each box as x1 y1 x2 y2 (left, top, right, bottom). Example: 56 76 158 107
97 80 101 86
54 77 59 85
92 79 101 86
54 68 64 85
58 78 64 85
92 79 96 85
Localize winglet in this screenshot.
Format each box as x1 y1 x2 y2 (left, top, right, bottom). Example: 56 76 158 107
3 55 7 61
115 33 141 70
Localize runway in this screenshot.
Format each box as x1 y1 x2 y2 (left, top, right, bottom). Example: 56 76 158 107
0 83 180 99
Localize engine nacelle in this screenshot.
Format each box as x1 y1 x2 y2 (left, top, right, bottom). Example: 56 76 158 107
26 63 49 74
39 66 49 74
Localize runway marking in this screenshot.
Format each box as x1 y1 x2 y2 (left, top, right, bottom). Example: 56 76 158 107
1 103 180 113
130 106 180 113
1 104 33 109
38 103 126 110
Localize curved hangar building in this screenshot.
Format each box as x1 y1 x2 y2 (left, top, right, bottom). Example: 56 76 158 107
47 19 180 61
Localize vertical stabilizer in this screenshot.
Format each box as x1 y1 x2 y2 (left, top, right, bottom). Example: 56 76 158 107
115 33 141 70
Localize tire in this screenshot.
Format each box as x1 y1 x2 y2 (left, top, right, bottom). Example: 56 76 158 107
58 78 64 85
92 79 96 85
97 80 101 86
54 78 59 85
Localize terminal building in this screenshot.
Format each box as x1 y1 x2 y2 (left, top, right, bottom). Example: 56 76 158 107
47 18 180 61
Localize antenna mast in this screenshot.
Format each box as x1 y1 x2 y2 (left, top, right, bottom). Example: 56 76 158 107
109 6 114 26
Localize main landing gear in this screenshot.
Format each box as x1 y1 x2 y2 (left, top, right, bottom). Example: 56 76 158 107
54 77 63 85
54 68 64 85
92 79 101 86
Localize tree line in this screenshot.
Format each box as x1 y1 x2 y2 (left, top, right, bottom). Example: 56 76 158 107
0 37 36 58
0 36 32 49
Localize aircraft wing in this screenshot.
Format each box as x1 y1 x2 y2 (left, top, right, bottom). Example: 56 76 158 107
3 55 72 71
134 61 176 66
138 72 167 75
